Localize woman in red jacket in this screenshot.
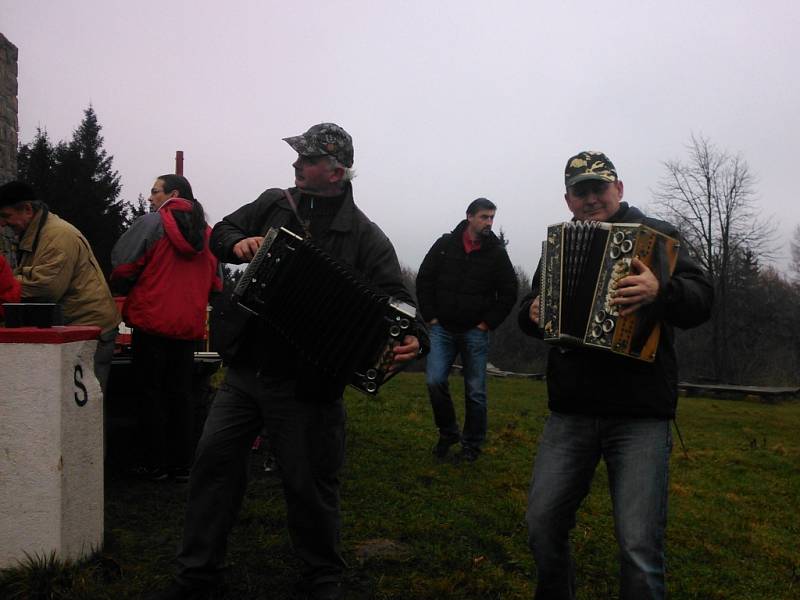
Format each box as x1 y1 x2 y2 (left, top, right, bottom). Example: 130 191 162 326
111 175 221 480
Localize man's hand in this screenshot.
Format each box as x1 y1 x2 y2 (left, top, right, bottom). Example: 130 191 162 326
389 335 421 371
476 321 489 332
611 257 660 316
233 236 264 262
529 296 541 325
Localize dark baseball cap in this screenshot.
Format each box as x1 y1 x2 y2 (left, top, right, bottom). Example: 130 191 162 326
564 151 618 187
283 123 354 168
0 180 37 208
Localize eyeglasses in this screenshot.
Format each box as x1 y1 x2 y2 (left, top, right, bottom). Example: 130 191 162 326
150 188 165 195
570 180 610 198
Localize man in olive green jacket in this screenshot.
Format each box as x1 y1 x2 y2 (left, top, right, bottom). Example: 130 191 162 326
0 180 120 393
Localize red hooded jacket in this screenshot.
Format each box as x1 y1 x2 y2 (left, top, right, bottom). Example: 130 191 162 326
110 198 222 340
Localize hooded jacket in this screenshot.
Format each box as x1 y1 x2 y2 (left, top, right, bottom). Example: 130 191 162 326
16 208 120 333
111 198 222 340
416 219 518 332
518 202 714 419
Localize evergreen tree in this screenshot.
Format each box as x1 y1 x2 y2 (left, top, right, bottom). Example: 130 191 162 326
126 193 150 224
16 127 56 201
18 106 130 275
496 227 509 248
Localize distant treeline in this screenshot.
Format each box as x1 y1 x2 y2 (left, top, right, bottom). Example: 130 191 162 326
15 110 799 386
396 262 800 387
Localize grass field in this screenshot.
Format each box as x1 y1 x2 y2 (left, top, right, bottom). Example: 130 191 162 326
2 373 799 599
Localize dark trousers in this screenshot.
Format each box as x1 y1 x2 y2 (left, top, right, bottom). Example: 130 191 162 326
176 364 347 587
132 329 196 470
93 327 118 398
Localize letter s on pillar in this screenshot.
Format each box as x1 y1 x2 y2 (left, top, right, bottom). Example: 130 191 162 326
74 364 88 406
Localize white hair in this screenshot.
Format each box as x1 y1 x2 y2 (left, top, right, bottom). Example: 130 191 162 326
327 156 356 182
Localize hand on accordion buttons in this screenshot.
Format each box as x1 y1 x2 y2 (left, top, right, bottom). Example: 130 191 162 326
388 335 421 371
611 257 660 316
233 236 265 261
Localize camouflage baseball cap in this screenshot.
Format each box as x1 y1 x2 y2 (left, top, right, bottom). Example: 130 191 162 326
283 123 354 168
564 151 618 187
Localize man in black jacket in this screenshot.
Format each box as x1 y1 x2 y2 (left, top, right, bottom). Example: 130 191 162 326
416 198 517 462
147 124 425 600
519 151 713 600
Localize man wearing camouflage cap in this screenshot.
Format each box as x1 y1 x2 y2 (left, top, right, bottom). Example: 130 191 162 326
518 151 713 599
148 123 427 600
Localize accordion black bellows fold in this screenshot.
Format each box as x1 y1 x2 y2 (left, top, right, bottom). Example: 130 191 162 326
232 227 416 394
539 221 679 361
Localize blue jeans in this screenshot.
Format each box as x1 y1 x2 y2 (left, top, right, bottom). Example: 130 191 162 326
425 323 489 450
526 412 672 600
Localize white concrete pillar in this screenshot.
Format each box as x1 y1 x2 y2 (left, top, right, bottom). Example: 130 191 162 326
0 326 103 568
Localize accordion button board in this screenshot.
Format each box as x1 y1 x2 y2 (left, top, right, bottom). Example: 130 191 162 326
539 221 679 362
231 227 417 394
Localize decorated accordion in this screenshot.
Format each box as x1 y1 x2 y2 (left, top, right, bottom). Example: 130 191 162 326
539 221 679 361
231 227 416 394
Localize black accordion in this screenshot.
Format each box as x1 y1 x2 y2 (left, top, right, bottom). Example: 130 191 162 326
539 221 679 361
231 227 416 394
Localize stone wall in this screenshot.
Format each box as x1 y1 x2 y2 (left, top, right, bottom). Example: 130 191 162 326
0 33 19 184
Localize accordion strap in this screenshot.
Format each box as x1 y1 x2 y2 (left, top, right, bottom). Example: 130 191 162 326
283 189 312 239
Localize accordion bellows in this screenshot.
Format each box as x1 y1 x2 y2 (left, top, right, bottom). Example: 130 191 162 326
539 221 679 361
232 227 416 394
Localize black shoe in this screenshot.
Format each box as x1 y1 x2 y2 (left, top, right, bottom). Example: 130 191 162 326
133 466 169 482
456 447 480 463
307 581 344 600
142 580 212 600
263 453 281 475
170 467 191 482
432 433 461 458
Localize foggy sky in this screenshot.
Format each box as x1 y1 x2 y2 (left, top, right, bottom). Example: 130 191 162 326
2 0 798 277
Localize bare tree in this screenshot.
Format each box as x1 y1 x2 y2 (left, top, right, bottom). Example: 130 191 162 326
652 134 775 381
790 225 800 284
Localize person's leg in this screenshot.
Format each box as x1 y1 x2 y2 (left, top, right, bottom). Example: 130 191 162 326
263 381 347 590
92 327 117 398
92 327 117 459
175 365 263 587
460 327 489 453
425 324 461 443
164 338 198 472
526 413 601 600
132 330 170 472
603 418 672 600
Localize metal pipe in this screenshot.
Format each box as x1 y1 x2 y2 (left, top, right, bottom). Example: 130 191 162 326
175 150 184 175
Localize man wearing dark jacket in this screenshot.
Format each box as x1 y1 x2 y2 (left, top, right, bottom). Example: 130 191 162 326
519 151 713 600
148 124 426 600
416 198 517 462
